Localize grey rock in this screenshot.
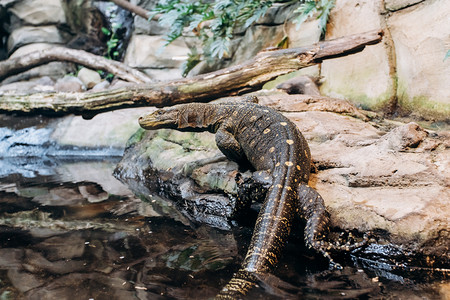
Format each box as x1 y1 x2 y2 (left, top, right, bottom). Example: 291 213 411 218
7 25 71 54
8 0 66 26
91 80 110 92
54 75 85 92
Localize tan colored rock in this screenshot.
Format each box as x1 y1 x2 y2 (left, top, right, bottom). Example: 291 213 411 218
77 67 101 89
387 0 450 120
8 0 66 25
285 18 321 48
320 0 394 110
124 34 190 69
384 0 423 11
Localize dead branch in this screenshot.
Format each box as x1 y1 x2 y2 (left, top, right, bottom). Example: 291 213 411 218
0 47 152 84
0 30 383 116
109 0 151 20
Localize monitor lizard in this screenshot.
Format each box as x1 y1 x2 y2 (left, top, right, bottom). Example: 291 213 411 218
139 99 362 299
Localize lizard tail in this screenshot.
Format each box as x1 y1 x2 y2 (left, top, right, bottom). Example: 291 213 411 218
215 270 258 300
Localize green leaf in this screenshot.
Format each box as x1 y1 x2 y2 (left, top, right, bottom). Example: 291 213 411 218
292 0 317 30
317 0 335 34
210 38 230 58
101 27 111 36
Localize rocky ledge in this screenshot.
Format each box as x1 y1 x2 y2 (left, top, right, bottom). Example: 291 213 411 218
114 93 449 267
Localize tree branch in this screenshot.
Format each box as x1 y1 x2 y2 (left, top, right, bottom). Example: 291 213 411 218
108 0 151 20
0 30 383 116
0 47 153 84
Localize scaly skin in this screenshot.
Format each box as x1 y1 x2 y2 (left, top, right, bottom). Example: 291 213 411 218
139 101 335 298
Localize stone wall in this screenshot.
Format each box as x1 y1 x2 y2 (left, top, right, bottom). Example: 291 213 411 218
320 0 449 121
1 0 448 121
123 0 449 121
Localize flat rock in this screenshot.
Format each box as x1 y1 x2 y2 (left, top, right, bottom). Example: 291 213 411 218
116 95 449 264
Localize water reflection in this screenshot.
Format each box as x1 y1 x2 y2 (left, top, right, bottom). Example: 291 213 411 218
0 159 447 299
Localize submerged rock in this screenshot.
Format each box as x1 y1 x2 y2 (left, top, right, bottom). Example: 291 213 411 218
115 94 449 266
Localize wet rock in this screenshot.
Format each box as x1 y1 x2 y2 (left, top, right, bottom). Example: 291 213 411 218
77 67 102 89
23 249 85 274
0 249 23 269
34 233 85 260
7 269 44 293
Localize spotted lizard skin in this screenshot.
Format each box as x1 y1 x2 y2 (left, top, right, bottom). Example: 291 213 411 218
139 100 339 298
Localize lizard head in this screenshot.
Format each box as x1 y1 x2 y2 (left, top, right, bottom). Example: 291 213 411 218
139 108 178 130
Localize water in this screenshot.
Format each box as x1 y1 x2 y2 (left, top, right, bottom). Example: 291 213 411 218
0 122 448 299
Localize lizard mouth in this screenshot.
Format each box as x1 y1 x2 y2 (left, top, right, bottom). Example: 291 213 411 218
139 110 177 129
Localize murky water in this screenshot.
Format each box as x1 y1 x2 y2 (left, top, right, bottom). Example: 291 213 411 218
0 117 448 299
1 159 448 299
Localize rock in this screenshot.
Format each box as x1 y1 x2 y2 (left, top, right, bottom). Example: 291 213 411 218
387 0 450 120
90 80 110 92
256 2 299 25
285 17 321 48
0 76 55 93
116 95 449 265
255 93 369 120
7 269 44 293
124 34 190 69
8 0 66 26
319 0 395 111
141 68 183 82
115 129 238 230
34 233 86 260
77 67 102 89
231 25 285 65
1 61 75 84
50 107 154 149
384 0 423 11
276 75 321 95
54 75 85 92
7 25 71 54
